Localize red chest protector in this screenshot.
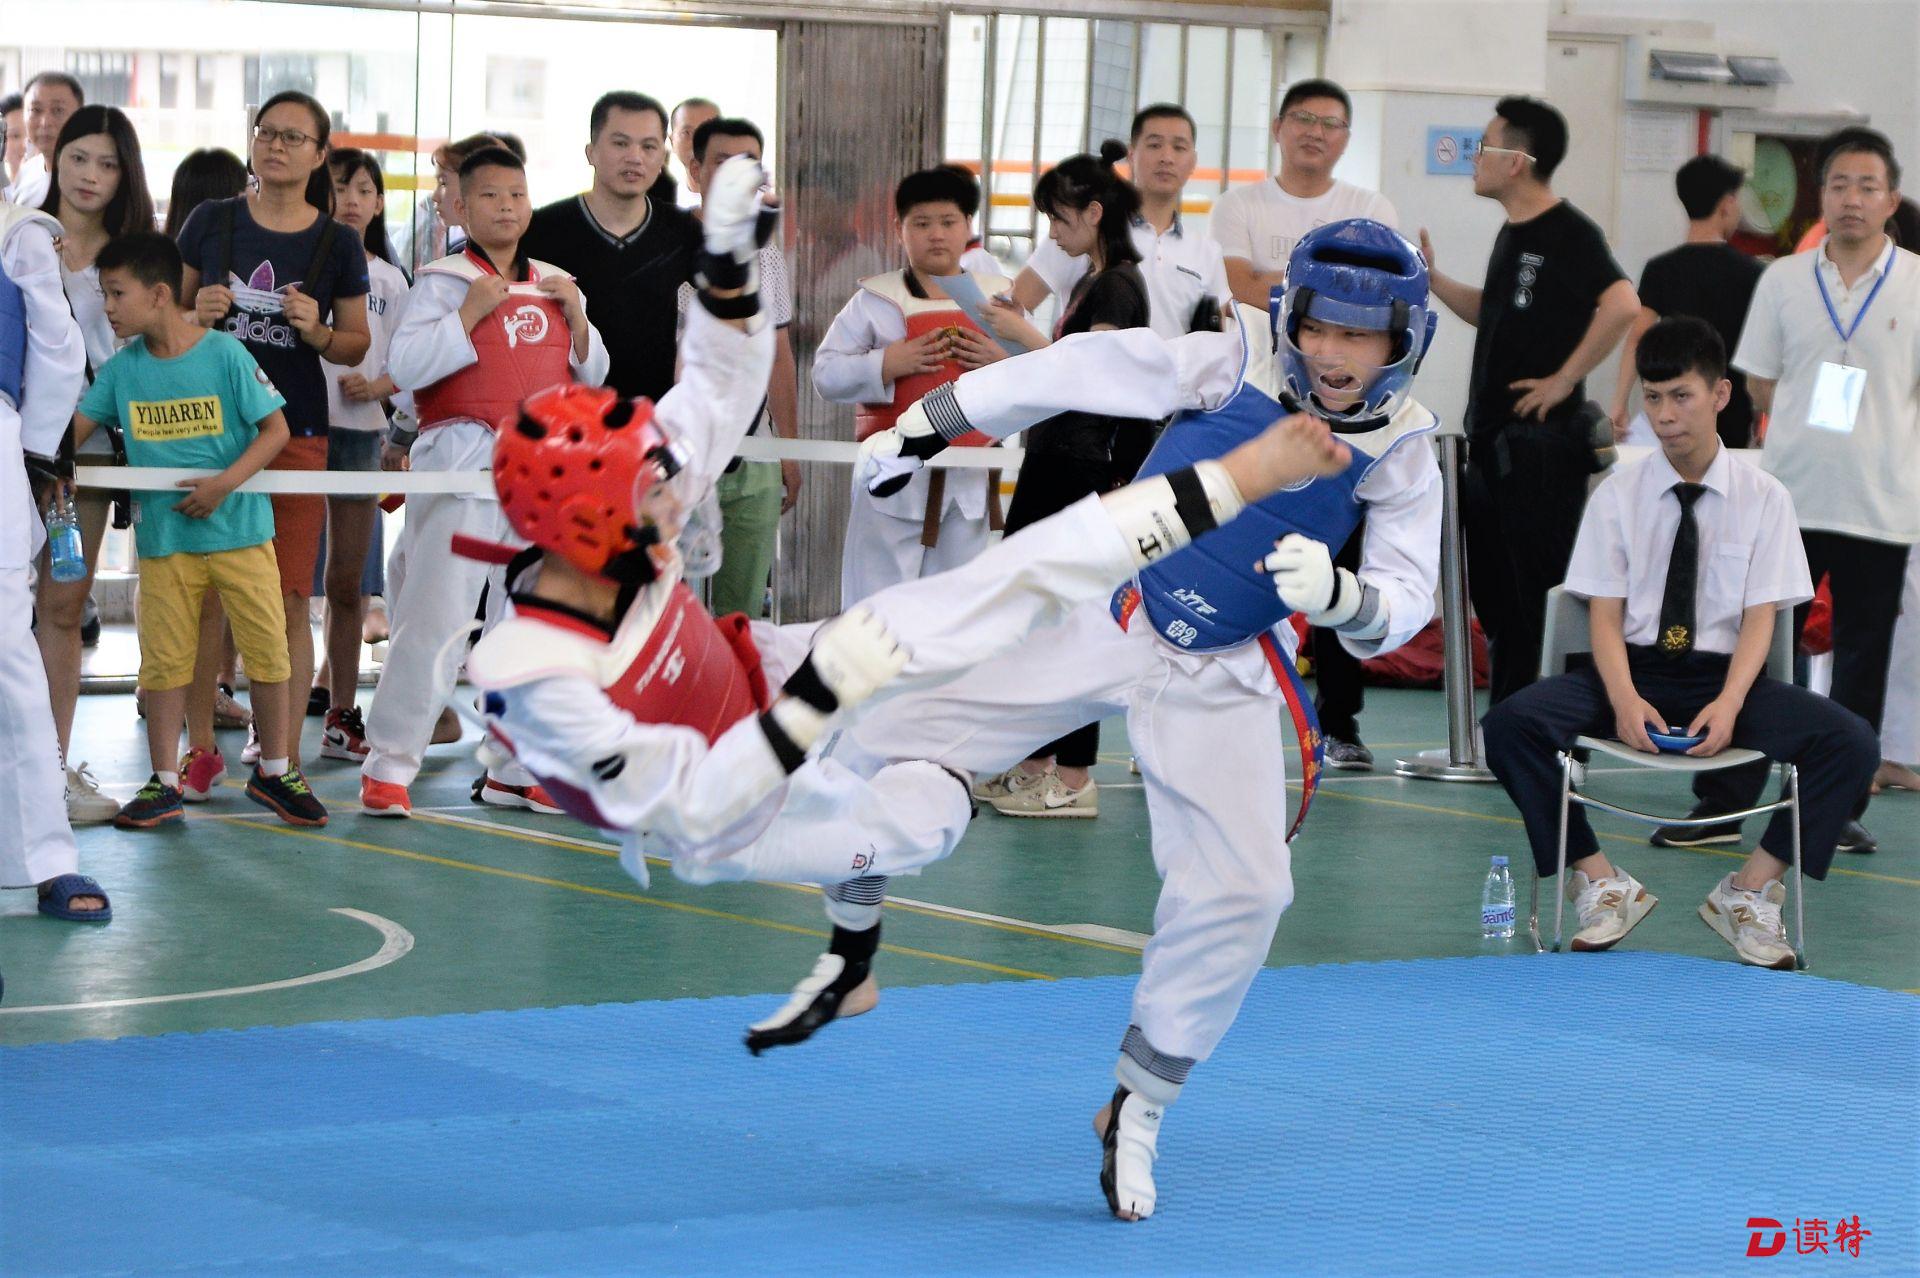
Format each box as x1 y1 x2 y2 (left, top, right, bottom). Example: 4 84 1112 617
852 269 1005 446
485 583 772 831
413 249 576 432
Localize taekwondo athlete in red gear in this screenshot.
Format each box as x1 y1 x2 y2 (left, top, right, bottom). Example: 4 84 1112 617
814 219 1445 1221
358 146 609 818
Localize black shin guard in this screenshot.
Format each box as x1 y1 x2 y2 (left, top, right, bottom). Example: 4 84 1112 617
742 921 881 1056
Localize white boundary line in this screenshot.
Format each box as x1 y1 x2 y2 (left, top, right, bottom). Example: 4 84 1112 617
409 808 1152 950
0 908 414 1015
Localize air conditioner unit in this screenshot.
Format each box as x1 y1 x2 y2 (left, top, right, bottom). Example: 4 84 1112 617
1625 36 1786 109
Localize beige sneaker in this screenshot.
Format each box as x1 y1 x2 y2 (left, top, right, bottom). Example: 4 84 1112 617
65 763 121 824
990 770 1097 818
1566 869 1658 951
971 767 1026 802
1699 875 1796 969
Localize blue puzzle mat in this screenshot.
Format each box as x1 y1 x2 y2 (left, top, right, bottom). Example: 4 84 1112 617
3 953 1914 1276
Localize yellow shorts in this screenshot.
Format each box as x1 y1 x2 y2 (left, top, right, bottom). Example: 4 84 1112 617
138 543 290 690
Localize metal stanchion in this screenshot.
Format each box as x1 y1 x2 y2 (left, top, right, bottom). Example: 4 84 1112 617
1396 427 1494 782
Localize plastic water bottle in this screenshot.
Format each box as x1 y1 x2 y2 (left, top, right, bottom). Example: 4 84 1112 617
45 489 86 584
1481 855 1516 940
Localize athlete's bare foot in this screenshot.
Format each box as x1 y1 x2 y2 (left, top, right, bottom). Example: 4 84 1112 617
1221 412 1351 500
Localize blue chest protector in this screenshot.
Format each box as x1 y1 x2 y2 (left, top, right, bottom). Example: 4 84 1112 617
1128 379 1369 653
0 253 26 407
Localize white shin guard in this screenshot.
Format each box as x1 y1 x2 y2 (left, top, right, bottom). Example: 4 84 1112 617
1100 461 1246 571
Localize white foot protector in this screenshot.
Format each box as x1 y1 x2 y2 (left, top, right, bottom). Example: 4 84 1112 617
1097 1086 1163 1220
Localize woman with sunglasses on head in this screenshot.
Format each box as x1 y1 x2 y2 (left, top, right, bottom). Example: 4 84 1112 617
174 92 370 792
36 105 155 824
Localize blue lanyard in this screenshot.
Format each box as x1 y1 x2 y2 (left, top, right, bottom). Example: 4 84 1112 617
1814 250 1891 348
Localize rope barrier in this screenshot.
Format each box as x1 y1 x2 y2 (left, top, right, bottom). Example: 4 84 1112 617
74 435 1024 495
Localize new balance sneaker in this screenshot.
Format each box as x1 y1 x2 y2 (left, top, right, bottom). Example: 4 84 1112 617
1095 1086 1163 1221
246 767 328 827
1699 874 1796 969
178 747 228 803
360 775 412 817
240 722 262 766
472 775 565 815
1649 806 1742 847
990 769 1097 818
1324 735 1374 771
64 762 121 824
114 775 184 829
1566 869 1658 951
320 705 371 762
971 767 1028 802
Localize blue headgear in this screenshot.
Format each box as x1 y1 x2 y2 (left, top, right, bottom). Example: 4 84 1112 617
1270 219 1437 429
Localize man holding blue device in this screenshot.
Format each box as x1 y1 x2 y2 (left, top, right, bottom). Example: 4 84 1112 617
1481 317 1879 969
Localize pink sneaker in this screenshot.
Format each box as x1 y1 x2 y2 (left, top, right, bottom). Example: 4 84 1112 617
178 747 228 803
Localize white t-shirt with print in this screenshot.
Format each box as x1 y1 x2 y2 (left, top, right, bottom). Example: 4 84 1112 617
326 253 412 432
1208 178 1399 276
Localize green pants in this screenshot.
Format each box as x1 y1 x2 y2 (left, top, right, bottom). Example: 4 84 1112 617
710 460 783 618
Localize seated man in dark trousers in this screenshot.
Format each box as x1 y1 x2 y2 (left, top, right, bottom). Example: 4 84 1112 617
1481 318 1877 969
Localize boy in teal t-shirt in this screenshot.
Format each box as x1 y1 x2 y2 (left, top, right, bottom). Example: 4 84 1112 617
73 232 326 829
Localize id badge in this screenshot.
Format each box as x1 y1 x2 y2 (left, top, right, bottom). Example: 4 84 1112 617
1809 361 1866 433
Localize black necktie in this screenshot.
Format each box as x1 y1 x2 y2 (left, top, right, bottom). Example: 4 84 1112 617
1658 483 1707 655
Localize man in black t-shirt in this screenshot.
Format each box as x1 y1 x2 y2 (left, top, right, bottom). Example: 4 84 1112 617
1423 96 1640 701
1610 155 1765 448
522 91 700 401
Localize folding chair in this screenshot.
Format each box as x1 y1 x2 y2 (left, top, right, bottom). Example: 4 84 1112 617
1527 585 1806 968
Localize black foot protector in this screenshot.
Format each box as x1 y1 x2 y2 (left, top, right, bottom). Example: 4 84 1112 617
1098 1085 1131 1216
743 923 881 1055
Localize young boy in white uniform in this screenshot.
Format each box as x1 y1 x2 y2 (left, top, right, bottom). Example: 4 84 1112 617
812 219 1443 1220
814 166 1012 604
360 146 609 818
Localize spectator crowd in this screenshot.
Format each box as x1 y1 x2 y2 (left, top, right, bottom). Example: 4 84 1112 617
1 68 1912 964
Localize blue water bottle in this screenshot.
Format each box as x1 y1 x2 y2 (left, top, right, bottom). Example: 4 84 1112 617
46 488 86 583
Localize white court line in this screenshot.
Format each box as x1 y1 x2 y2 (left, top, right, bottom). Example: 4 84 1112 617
408 808 1153 951
0 908 413 1015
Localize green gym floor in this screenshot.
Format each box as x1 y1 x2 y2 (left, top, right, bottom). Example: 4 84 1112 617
4 683 1915 1048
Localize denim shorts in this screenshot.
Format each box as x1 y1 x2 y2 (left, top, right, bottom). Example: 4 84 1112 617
327 428 384 473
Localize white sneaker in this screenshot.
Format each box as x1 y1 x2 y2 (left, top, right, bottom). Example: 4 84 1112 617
1566 869 1658 951
990 770 1097 819
1096 1088 1162 1220
971 767 1026 802
1699 875 1797 970
64 762 121 824
240 722 262 766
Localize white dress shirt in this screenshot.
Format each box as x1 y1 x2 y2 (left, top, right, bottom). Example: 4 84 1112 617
1564 443 1814 654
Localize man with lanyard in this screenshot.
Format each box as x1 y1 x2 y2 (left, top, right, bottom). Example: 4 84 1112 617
1675 127 1919 856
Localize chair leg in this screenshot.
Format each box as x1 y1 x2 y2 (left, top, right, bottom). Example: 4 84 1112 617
1787 763 1807 970
1552 752 1572 953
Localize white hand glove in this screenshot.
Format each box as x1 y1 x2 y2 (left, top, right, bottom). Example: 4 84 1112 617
1263 534 1337 614
857 427 921 498
702 154 771 264
804 604 912 712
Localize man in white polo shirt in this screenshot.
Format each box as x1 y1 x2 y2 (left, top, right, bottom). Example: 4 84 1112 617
1208 78 1397 311
1208 78 1397 767
1677 127 1918 856
1012 104 1228 341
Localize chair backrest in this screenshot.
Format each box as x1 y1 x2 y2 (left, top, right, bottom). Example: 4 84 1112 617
1539 584 1793 681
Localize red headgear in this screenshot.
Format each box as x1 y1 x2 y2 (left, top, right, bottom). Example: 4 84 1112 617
493 383 679 583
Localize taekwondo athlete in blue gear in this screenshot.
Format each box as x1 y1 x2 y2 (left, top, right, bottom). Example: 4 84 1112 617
762 219 1444 1222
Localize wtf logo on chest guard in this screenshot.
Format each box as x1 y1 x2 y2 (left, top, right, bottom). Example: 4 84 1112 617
502 304 552 349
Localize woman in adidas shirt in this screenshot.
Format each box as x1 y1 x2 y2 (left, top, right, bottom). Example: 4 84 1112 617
176 91 369 777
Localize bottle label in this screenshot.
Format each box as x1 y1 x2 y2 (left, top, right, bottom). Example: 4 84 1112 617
1482 905 1515 929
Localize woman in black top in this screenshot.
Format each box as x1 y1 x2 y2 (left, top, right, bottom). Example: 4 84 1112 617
976 141 1155 817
